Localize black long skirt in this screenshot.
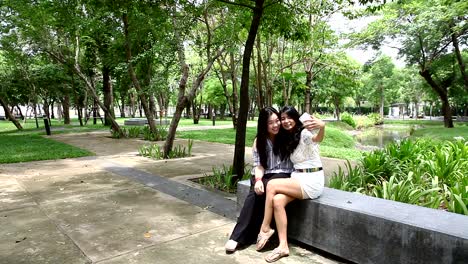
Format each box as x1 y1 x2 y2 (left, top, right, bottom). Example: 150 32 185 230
229 172 290 245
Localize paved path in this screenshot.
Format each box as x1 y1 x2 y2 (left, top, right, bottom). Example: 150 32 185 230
0 132 350 264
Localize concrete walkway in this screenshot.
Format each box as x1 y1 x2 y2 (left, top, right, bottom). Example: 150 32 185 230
0 131 351 264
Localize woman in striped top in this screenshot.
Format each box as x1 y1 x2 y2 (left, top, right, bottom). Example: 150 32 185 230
225 106 293 252
256 106 326 262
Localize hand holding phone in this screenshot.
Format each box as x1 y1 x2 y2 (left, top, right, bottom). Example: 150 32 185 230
299 112 312 123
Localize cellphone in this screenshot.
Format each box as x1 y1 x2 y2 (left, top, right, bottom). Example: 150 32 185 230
299 112 312 123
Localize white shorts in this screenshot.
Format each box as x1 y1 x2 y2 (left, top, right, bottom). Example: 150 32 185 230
291 170 324 199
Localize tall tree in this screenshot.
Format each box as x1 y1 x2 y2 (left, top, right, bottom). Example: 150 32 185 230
1 0 125 134
220 0 267 179
164 1 224 157
351 0 468 127
363 54 395 118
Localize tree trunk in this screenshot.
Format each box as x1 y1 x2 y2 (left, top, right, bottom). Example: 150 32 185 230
414 102 419 118
70 71 80 125
16 105 24 120
122 13 157 133
120 92 126 118
233 0 265 179
380 85 385 118
262 40 274 106
191 98 200 124
164 65 190 156
93 99 99 125
0 96 23 130
102 64 114 126
149 94 158 119
130 91 136 118
451 24 468 93
43 99 50 119
57 103 63 122
255 36 264 110
419 69 453 127
334 98 341 121
216 54 237 128
230 52 239 128
305 70 312 113
77 105 83 126
50 101 55 119
156 93 166 119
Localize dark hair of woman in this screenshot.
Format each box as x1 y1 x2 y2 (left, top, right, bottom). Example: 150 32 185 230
278 106 303 159
256 107 280 169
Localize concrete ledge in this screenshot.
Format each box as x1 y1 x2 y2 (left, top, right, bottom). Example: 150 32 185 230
124 118 170 126
237 180 468 264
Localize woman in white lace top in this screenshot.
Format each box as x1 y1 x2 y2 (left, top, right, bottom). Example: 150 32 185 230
255 106 325 262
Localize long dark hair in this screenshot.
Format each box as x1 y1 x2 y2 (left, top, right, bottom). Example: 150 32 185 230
256 106 280 169
278 106 303 159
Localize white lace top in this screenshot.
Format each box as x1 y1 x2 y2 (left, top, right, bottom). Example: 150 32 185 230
290 129 322 169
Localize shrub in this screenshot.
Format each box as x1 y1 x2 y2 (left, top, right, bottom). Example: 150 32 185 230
340 112 356 128
143 126 168 141
196 164 251 193
368 113 383 125
110 128 127 139
329 138 468 215
127 126 142 138
139 139 193 159
353 115 375 129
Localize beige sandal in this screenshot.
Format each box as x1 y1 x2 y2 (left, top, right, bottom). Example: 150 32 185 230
256 229 275 251
265 247 289 263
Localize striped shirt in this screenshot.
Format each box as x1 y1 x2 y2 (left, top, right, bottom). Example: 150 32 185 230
252 138 294 174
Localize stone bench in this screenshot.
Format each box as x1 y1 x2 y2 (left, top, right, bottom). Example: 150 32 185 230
237 180 468 264
124 118 170 126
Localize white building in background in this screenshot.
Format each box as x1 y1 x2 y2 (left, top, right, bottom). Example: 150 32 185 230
389 103 406 118
389 102 426 119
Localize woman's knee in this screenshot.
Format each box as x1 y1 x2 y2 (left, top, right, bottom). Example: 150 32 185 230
272 195 287 210
266 182 278 195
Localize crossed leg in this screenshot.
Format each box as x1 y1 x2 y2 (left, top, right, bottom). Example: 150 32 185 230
256 178 303 253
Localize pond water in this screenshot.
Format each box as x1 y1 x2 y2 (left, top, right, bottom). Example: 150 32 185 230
354 125 414 148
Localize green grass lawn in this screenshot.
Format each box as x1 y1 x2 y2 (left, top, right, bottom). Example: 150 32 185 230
0 134 94 163
411 125 468 141
177 122 363 160
0 119 109 135
383 119 467 141
385 119 447 126
0 117 255 135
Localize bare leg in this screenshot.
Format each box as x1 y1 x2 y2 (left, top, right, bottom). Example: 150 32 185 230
260 178 303 233
272 193 296 253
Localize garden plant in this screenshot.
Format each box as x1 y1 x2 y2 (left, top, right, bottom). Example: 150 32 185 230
329 138 468 215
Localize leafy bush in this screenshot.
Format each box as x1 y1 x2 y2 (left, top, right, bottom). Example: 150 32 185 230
340 112 356 128
110 128 127 138
127 127 142 138
196 164 251 193
328 138 468 215
367 113 383 125
446 177 468 215
139 139 193 159
353 115 376 129
143 126 168 141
